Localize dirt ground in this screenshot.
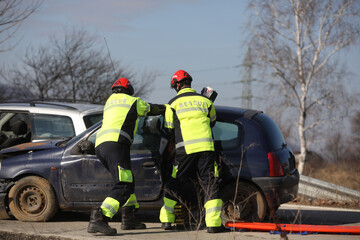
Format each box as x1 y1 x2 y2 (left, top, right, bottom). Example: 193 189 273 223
0 231 71 240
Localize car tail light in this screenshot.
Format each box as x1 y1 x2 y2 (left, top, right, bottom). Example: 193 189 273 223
268 152 284 177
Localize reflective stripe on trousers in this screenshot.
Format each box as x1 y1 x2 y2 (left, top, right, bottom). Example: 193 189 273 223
159 197 177 223
171 165 178 178
204 199 223 227
101 197 120 218
122 193 140 208
118 166 133 183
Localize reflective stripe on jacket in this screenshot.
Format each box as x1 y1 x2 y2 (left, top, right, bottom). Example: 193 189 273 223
165 88 216 154
95 93 150 147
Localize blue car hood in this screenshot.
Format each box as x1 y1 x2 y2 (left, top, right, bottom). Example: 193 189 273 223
0 141 58 154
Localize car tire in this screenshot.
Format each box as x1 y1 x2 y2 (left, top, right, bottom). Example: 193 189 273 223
221 181 267 222
8 176 58 222
0 207 11 220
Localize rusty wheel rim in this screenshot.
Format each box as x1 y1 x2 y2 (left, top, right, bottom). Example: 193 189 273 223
18 186 46 215
224 190 256 221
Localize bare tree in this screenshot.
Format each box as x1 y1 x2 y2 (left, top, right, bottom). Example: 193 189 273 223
348 110 360 162
51 29 124 103
5 28 155 103
0 83 10 102
0 0 42 52
8 47 63 100
323 132 348 163
247 0 360 174
350 111 360 143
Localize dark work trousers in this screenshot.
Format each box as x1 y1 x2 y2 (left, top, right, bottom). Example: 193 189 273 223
164 151 219 204
95 141 134 206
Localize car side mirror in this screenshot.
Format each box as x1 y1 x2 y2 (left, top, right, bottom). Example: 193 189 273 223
70 140 95 155
79 140 95 155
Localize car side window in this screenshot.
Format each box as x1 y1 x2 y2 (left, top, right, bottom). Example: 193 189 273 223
31 114 75 140
132 116 163 152
0 112 30 132
87 130 98 145
212 121 239 149
0 111 31 148
83 113 103 128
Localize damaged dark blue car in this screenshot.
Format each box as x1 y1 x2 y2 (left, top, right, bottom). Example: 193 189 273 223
0 106 299 222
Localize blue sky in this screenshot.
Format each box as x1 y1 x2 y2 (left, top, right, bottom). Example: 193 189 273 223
0 0 359 110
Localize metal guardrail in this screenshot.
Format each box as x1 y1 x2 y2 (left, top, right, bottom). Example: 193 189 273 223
298 175 360 202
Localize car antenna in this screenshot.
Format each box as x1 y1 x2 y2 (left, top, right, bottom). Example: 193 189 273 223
104 37 117 78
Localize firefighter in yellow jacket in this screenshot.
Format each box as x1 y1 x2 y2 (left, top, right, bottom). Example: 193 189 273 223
88 78 164 236
159 70 226 233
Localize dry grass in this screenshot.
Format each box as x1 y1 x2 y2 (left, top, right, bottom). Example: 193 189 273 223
294 159 360 209
305 161 360 192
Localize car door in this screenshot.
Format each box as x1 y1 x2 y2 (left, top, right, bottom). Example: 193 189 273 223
60 116 165 202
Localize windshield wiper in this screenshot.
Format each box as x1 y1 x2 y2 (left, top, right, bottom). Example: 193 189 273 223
56 137 73 147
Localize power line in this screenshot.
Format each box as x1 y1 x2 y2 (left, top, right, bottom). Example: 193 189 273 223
189 64 242 73
154 64 242 77
154 81 240 91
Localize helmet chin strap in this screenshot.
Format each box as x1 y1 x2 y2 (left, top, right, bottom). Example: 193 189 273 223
177 82 191 92
175 83 181 92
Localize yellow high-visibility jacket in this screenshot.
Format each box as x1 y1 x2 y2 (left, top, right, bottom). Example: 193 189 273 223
95 93 150 147
165 88 216 154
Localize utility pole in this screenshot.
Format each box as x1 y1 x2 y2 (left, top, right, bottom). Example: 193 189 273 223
241 46 254 109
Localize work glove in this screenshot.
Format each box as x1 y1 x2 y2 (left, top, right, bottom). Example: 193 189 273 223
148 103 166 116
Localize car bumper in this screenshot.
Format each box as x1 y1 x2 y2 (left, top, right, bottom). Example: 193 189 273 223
0 179 12 219
0 192 9 219
252 169 300 208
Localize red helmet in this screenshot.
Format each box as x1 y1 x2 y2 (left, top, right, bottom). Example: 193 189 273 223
170 70 192 89
111 78 134 95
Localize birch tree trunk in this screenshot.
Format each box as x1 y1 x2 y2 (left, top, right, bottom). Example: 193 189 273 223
297 102 307 174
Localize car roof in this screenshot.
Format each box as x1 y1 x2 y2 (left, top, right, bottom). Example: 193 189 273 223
215 105 263 119
215 105 247 114
0 101 103 115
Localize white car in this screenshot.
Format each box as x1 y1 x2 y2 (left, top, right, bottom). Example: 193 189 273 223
0 101 103 149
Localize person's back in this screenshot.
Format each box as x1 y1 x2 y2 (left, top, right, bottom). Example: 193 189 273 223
167 87 215 154
96 92 148 147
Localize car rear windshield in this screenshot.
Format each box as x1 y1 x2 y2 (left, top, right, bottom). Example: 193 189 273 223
253 113 286 151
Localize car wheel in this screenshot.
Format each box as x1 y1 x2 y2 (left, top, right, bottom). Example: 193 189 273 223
8 176 58 222
221 181 267 222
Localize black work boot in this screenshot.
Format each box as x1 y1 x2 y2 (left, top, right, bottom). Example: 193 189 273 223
121 206 146 230
161 222 172 230
87 207 117 235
